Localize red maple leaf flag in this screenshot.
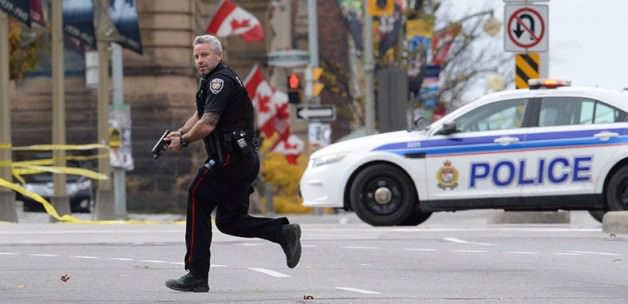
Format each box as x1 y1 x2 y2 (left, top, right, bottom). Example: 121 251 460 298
207 0 264 42
244 65 276 137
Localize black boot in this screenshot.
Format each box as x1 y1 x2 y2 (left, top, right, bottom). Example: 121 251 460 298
165 272 209 292
280 224 302 268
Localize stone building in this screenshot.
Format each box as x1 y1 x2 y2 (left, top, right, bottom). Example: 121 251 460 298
10 0 355 213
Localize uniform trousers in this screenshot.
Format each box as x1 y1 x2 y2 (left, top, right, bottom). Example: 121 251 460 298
183 150 288 278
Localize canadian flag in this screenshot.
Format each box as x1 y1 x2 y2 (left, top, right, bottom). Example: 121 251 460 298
244 65 276 137
207 0 264 43
244 65 304 164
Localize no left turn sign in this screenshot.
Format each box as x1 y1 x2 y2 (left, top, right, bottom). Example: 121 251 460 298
504 4 548 52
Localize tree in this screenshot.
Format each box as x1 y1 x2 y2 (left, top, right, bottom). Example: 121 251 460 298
8 19 45 80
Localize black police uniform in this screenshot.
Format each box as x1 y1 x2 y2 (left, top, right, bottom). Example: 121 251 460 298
183 62 289 279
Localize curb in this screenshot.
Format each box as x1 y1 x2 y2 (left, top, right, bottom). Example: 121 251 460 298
602 211 628 234
487 210 570 224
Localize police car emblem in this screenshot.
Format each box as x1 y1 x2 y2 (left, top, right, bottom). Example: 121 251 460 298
210 78 224 94
437 160 459 190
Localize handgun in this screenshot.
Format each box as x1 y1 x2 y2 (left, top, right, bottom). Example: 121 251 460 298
151 130 171 159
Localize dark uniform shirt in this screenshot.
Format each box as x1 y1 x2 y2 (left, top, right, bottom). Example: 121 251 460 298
196 62 255 159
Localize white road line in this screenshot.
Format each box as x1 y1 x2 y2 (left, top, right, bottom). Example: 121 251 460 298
335 287 382 295
452 249 488 253
238 243 263 246
109 257 134 261
70 255 100 259
404 248 437 252
504 251 538 255
343 246 379 250
30 253 58 257
248 267 290 278
443 237 494 246
569 250 623 256
302 244 318 248
0 252 18 255
552 252 582 256
138 259 167 264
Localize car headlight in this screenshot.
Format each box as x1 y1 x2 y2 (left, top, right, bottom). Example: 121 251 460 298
311 152 348 168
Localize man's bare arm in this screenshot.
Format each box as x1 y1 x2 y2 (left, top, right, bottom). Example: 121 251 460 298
177 111 200 134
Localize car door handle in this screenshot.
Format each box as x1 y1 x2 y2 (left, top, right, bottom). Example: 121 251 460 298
493 136 520 145
593 131 619 141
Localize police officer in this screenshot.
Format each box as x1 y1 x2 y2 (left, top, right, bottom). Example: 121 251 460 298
164 35 301 292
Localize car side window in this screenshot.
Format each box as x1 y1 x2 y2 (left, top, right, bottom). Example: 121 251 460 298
455 99 527 133
539 97 627 126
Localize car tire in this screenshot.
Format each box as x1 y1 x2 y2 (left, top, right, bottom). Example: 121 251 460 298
588 210 606 223
605 166 628 211
349 164 416 226
399 210 432 226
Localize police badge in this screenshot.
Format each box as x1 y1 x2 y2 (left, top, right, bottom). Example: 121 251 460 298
209 78 224 94
437 160 459 190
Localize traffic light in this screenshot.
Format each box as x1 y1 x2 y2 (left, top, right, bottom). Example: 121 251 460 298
311 67 324 97
368 0 393 16
287 72 301 104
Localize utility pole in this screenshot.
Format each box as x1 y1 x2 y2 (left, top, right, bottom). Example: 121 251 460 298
51 0 70 221
94 31 113 220
306 0 319 104
363 4 375 134
110 42 127 219
0 11 17 222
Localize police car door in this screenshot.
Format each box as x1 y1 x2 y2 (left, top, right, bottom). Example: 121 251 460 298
425 98 529 204
521 96 624 197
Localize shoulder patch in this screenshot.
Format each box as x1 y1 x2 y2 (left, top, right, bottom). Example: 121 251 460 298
209 78 224 94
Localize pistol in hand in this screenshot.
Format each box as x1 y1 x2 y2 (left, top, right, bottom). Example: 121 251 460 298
151 130 171 159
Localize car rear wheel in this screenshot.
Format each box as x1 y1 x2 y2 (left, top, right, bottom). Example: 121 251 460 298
605 166 628 211
349 164 416 226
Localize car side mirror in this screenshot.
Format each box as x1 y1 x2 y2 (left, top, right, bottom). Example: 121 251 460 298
412 115 427 130
436 121 457 135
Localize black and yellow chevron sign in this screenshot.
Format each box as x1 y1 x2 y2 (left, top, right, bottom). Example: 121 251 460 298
515 52 540 89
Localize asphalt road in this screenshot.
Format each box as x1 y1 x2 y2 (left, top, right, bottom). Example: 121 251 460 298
1 210 627 304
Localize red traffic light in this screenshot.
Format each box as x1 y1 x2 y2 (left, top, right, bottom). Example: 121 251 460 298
288 73 301 90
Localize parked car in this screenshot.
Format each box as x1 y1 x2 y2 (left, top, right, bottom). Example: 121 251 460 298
15 159 95 213
300 79 628 226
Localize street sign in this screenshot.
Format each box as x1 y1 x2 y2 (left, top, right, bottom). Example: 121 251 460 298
296 105 336 121
504 4 548 52
267 49 309 67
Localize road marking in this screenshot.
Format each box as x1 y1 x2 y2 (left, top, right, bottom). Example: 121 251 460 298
404 248 437 252
109 257 134 261
70 255 100 259
302 244 317 248
139 259 167 264
335 286 382 295
452 249 488 253
504 251 538 255
443 237 494 246
0 252 18 255
343 246 379 250
30 253 58 257
552 252 582 256
238 243 263 246
248 267 290 278
569 250 623 256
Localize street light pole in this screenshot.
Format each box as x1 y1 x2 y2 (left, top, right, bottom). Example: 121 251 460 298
363 4 375 134
0 11 17 222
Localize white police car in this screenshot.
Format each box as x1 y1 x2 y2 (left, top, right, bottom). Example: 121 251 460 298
299 79 628 226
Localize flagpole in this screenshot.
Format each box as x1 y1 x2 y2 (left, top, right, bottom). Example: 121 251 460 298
0 11 17 222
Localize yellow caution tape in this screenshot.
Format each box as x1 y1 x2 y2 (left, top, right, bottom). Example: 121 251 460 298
11 164 108 181
0 177 184 224
11 144 110 151
0 143 11 149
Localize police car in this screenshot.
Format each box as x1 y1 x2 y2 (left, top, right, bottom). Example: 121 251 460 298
299 79 628 226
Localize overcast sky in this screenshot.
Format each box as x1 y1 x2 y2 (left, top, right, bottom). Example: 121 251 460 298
441 0 628 96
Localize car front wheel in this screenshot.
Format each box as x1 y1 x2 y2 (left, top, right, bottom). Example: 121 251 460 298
349 164 416 226
606 166 628 211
